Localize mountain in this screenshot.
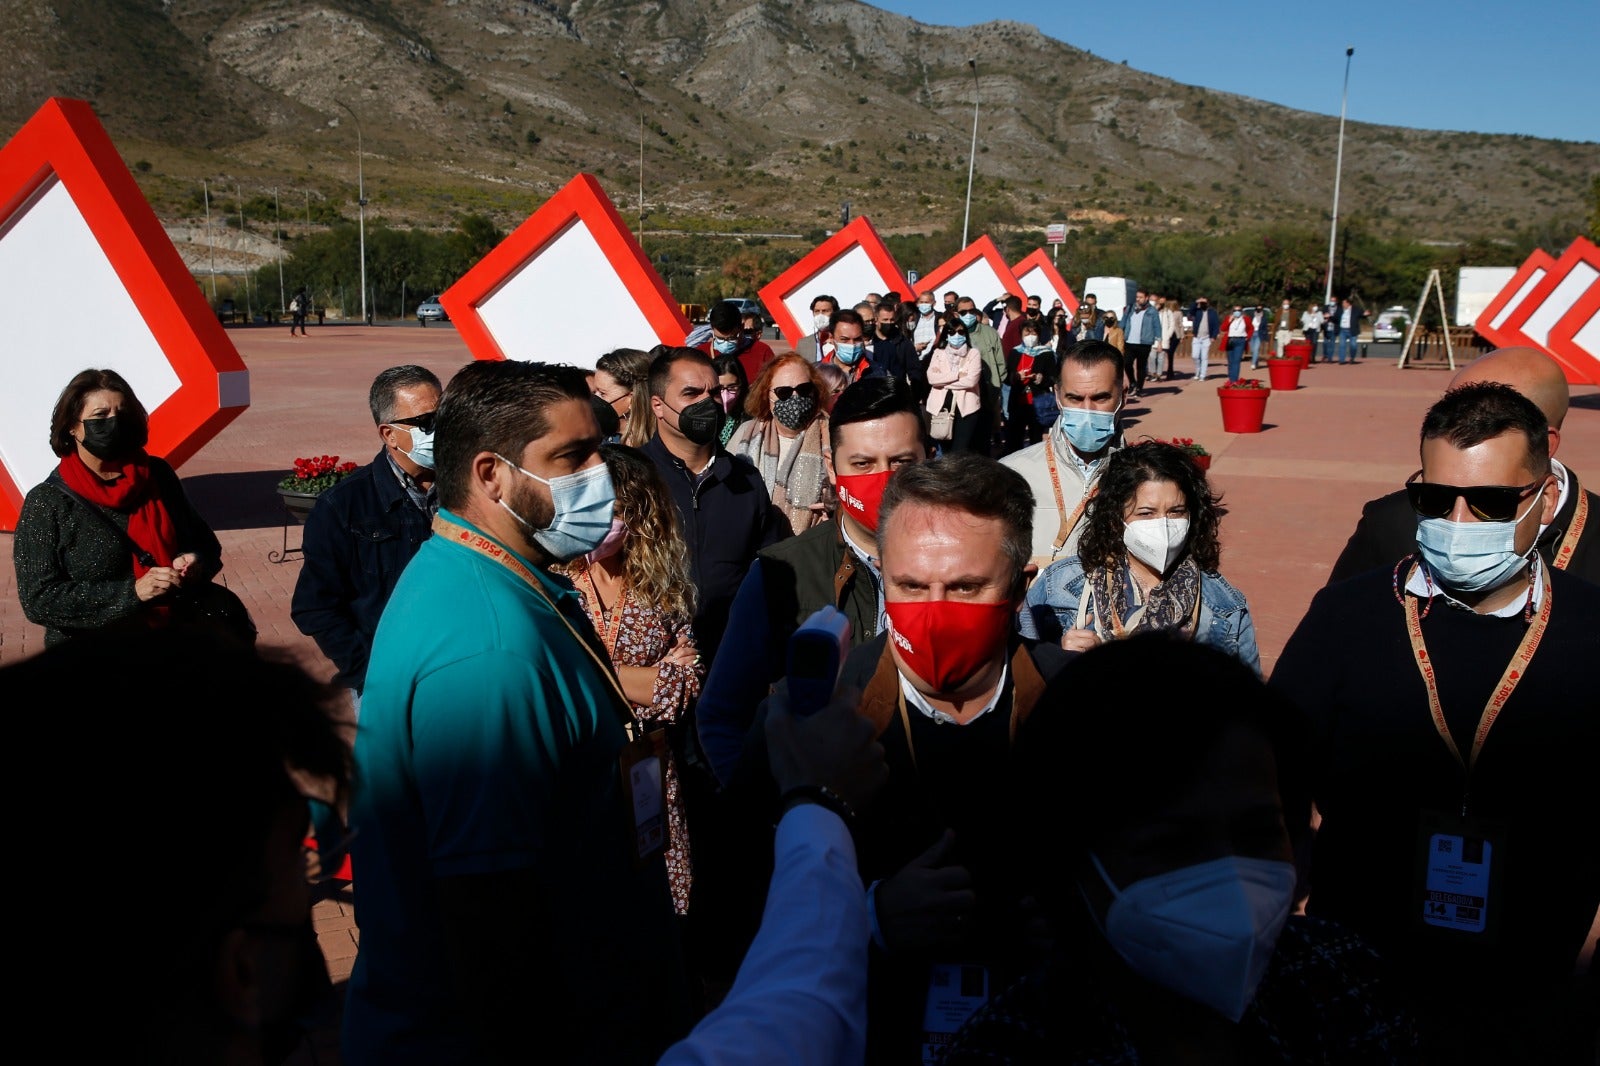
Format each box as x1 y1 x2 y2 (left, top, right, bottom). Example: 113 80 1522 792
3 0 1594 259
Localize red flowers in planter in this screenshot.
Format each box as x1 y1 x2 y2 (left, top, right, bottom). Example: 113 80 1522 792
277 455 359 494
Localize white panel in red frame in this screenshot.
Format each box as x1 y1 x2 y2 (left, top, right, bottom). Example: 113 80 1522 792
916 236 1025 311
759 217 904 349
1545 277 1600 387
1474 248 1556 349
441 173 688 369
1010 249 1079 317
1496 237 1600 385
0 97 249 532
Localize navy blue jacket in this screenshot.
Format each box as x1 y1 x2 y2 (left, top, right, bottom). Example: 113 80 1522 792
642 434 789 661
290 449 433 691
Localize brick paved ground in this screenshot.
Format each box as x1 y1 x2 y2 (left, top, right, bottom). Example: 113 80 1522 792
2 322 1595 1063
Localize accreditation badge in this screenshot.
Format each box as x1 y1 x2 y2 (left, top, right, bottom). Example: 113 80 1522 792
619 729 668 865
1414 809 1506 943
920 963 989 1065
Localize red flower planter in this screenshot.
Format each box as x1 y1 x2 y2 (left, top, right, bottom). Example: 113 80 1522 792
1217 384 1271 433
1191 453 1212 471
1266 357 1304 391
1285 338 1313 369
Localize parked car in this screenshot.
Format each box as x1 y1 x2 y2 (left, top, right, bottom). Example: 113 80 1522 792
416 296 448 325
720 297 774 328
1372 306 1409 343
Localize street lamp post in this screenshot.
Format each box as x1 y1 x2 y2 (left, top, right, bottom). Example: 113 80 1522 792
274 188 285 313
336 101 369 324
1323 47 1354 307
202 179 217 301
961 59 979 248
620 71 645 228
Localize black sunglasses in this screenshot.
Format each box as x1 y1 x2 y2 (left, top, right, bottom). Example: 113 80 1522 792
390 411 437 433
1405 470 1546 522
772 382 818 402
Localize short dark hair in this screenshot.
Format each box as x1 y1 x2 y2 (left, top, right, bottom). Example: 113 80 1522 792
877 453 1034 578
1421 381 1550 478
646 345 715 399
1004 295 1022 312
828 375 924 453
434 360 590 511
595 347 651 389
1057 338 1124 382
810 294 838 313
49 368 149 457
1078 441 1228 572
709 301 742 333
368 365 442 425
711 353 749 393
830 308 866 332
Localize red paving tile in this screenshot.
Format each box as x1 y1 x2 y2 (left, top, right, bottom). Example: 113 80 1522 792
3 325 1597 1064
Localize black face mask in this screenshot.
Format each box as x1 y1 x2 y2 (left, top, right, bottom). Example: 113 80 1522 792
79 416 132 460
877 322 897 337
669 397 724 446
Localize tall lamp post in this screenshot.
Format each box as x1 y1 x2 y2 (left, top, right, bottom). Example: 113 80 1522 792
620 71 645 228
1323 47 1354 307
961 59 979 248
336 100 369 324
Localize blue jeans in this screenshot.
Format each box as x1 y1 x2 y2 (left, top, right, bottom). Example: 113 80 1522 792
1248 332 1263 367
1337 329 1357 363
1226 337 1247 382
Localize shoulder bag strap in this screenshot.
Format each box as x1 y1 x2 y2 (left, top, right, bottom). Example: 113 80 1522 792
1007 642 1048 742
858 641 904 738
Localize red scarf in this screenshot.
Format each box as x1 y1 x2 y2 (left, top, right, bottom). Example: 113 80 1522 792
56 451 178 578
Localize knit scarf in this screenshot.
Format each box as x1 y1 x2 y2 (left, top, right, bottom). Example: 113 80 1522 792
56 451 178 578
735 414 828 536
1084 555 1201 639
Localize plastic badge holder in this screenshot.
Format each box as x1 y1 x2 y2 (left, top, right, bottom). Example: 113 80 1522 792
787 606 852 716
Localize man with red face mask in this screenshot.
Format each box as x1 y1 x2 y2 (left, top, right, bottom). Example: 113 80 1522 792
696 375 929 788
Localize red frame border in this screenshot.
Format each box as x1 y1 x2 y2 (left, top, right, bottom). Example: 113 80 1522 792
1474 248 1556 349
1545 271 1600 386
441 172 688 361
1497 237 1600 384
1011 249 1079 316
0 97 248 530
916 236 1025 304
759 217 903 347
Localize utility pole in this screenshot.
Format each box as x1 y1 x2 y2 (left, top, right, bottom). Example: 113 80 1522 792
238 184 251 319
202 180 217 301
961 59 980 248
620 71 645 229
1323 47 1354 307
274 188 285 313
336 101 368 324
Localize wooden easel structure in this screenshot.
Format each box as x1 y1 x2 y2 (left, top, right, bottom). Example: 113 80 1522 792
1397 269 1457 370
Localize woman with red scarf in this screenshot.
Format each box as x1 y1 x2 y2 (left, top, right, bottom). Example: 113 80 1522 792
14 368 222 646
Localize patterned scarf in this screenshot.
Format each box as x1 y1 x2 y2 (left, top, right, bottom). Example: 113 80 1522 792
734 412 828 536
56 450 177 578
1084 555 1201 639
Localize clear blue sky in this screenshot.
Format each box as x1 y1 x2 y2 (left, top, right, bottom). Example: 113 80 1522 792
873 0 1600 143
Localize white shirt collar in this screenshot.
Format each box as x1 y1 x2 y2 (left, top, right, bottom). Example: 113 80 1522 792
899 660 1008 725
1405 555 1545 618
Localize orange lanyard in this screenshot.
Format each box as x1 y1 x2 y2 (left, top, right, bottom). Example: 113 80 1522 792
1044 443 1097 556
1553 485 1587 571
581 567 627 663
433 515 638 734
1402 561 1551 781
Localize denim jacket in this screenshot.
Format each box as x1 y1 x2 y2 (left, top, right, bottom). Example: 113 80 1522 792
1018 555 1261 676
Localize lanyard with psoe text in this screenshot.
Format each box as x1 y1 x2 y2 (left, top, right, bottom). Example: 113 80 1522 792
1402 561 1552 809
433 515 639 738
1552 485 1587 571
1044 442 1097 559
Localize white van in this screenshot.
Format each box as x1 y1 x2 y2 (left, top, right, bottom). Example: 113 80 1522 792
1081 276 1138 323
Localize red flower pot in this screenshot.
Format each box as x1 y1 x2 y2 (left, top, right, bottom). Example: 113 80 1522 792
1285 338 1313 369
1191 453 1212 471
1266 357 1303 391
1217 384 1271 433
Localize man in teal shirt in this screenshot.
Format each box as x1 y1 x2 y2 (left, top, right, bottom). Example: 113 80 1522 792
343 360 687 1065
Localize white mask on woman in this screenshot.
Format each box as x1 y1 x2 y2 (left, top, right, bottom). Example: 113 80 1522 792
1123 517 1190 575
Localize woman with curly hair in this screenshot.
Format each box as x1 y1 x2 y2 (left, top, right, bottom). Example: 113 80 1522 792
726 353 832 535
562 443 704 914
1017 440 1260 673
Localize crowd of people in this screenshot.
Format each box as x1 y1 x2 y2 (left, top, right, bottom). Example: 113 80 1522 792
6 284 1597 1064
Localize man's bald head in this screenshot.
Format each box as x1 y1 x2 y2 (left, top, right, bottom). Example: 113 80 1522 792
1450 347 1569 430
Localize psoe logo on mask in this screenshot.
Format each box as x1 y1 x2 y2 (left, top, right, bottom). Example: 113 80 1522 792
889 624 914 655
837 485 863 512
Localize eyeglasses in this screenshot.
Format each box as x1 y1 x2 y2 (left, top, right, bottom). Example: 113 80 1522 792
771 382 818 402
1405 470 1547 522
717 386 741 396
389 411 437 433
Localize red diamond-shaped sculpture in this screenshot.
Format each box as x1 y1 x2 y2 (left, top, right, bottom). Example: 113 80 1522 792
760 217 904 349
0 97 249 531
1011 249 1079 317
441 173 688 366
1496 237 1599 385
1546 273 1600 386
917 236 1025 310
1474 248 1557 352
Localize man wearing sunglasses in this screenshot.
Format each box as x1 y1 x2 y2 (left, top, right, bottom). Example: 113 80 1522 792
1327 346 1599 585
1272 381 1600 1064
293 364 442 704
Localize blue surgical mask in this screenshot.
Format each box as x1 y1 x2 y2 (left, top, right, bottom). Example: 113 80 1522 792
712 336 738 355
1416 494 1542 592
494 454 616 563
960 312 978 328
917 302 934 314
947 333 969 349
395 424 435 470
1091 852 1295 1023
834 341 864 365
1056 404 1120 455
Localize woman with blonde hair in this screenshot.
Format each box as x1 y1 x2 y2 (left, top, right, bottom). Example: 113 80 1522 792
727 353 832 535
563 443 703 915
592 347 655 448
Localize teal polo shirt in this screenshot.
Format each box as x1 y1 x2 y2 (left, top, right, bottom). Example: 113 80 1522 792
343 509 682 1065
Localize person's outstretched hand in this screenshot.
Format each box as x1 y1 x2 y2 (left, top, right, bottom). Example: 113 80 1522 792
874 831 976 952
765 682 887 823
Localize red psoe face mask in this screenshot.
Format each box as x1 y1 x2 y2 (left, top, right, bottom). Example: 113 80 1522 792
834 469 894 532
884 599 1014 693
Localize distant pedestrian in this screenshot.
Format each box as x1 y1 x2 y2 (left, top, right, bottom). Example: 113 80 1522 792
289 286 309 336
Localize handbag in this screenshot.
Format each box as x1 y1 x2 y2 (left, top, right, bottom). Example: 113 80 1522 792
48 472 257 646
928 391 956 441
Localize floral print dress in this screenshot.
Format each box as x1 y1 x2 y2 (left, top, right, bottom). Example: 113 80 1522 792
574 576 704 915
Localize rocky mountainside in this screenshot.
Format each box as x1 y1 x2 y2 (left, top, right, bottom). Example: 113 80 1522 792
3 0 1594 247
